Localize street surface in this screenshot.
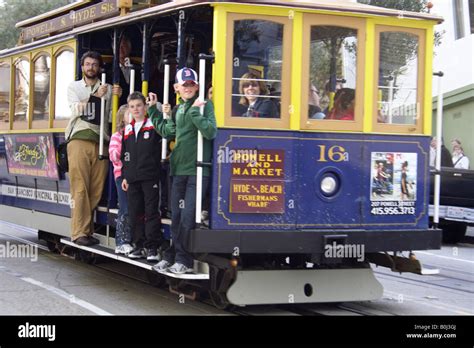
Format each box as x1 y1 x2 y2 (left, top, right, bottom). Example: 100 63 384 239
0 221 472 316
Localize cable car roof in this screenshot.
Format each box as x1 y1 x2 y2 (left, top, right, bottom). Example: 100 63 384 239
2 0 442 57
220 0 443 23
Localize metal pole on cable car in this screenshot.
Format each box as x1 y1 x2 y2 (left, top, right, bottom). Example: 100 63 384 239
195 53 214 225
195 57 206 225
130 70 135 95
161 61 170 162
177 11 186 69
142 21 151 97
99 73 106 159
129 69 135 122
111 29 121 133
433 71 444 228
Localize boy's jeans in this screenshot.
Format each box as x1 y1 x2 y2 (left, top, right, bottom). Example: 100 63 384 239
164 175 209 268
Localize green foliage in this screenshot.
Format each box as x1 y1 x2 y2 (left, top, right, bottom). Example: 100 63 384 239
0 0 71 50
358 0 443 45
358 0 428 12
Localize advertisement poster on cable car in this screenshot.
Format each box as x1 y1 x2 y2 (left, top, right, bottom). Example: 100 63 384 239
4 134 59 180
370 152 417 216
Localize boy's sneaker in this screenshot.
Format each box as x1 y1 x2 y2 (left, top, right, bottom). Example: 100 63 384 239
153 260 171 272
201 210 209 227
128 248 146 259
168 262 193 275
146 249 161 263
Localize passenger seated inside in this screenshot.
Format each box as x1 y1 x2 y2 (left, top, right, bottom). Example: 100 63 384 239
308 83 325 119
239 72 279 118
326 88 355 121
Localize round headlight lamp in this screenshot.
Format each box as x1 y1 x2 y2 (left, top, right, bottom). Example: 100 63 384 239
320 176 337 196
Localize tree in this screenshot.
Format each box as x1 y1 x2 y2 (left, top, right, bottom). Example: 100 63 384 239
358 0 442 45
358 0 443 122
358 0 428 12
0 0 71 50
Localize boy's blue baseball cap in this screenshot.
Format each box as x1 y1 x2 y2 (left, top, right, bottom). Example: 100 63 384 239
176 67 198 85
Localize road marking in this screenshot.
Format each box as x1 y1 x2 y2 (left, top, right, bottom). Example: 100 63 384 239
0 266 112 316
417 251 474 264
20 277 113 315
383 290 474 315
0 220 37 235
0 231 49 251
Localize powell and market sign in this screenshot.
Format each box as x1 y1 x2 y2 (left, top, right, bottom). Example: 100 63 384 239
21 0 119 42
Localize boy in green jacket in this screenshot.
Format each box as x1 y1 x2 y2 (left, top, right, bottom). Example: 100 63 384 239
149 67 217 274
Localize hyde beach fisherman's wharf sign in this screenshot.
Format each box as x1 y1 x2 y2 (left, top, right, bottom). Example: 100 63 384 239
21 0 119 42
229 149 285 213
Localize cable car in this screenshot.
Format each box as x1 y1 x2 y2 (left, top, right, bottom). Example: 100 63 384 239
0 0 443 307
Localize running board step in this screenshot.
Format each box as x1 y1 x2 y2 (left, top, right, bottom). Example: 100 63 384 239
60 238 209 280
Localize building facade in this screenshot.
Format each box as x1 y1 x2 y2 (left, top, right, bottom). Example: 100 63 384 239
432 0 474 166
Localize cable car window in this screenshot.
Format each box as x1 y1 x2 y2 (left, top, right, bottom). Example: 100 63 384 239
308 26 357 121
0 61 10 129
377 32 419 125
33 54 51 123
231 20 282 119
54 49 74 120
14 57 30 126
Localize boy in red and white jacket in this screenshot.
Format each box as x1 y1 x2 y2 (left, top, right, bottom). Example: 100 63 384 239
121 92 164 262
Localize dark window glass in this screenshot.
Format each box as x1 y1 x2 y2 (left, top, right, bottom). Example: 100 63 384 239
0 62 10 126
232 20 282 119
453 0 466 39
469 0 474 34
55 50 74 120
33 54 51 122
14 58 30 124
308 26 357 121
377 32 419 125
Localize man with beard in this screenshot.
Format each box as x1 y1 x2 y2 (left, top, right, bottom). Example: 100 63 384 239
66 51 122 246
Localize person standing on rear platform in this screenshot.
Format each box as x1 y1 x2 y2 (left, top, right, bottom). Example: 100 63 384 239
150 67 217 274
109 105 133 254
121 92 164 262
66 51 122 246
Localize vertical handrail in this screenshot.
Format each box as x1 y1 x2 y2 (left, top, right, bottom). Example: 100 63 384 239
433 71 444 227
387 76 394 124
142 21 150 96
128 69 135 123
162 62 170 162
111 29 120 134
195 58 206 224
130 69 135 95
99 73 106 159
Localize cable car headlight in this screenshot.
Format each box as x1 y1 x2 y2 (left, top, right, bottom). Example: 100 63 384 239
320 174 338 197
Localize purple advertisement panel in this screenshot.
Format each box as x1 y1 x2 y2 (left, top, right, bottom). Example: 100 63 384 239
4 134 59 180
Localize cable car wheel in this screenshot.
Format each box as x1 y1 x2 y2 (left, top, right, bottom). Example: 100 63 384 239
146 271 167 288
74 250 96 264
208 290 230 310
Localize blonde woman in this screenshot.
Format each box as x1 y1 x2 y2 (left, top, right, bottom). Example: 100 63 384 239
239 72 279 118
109 105 133 254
